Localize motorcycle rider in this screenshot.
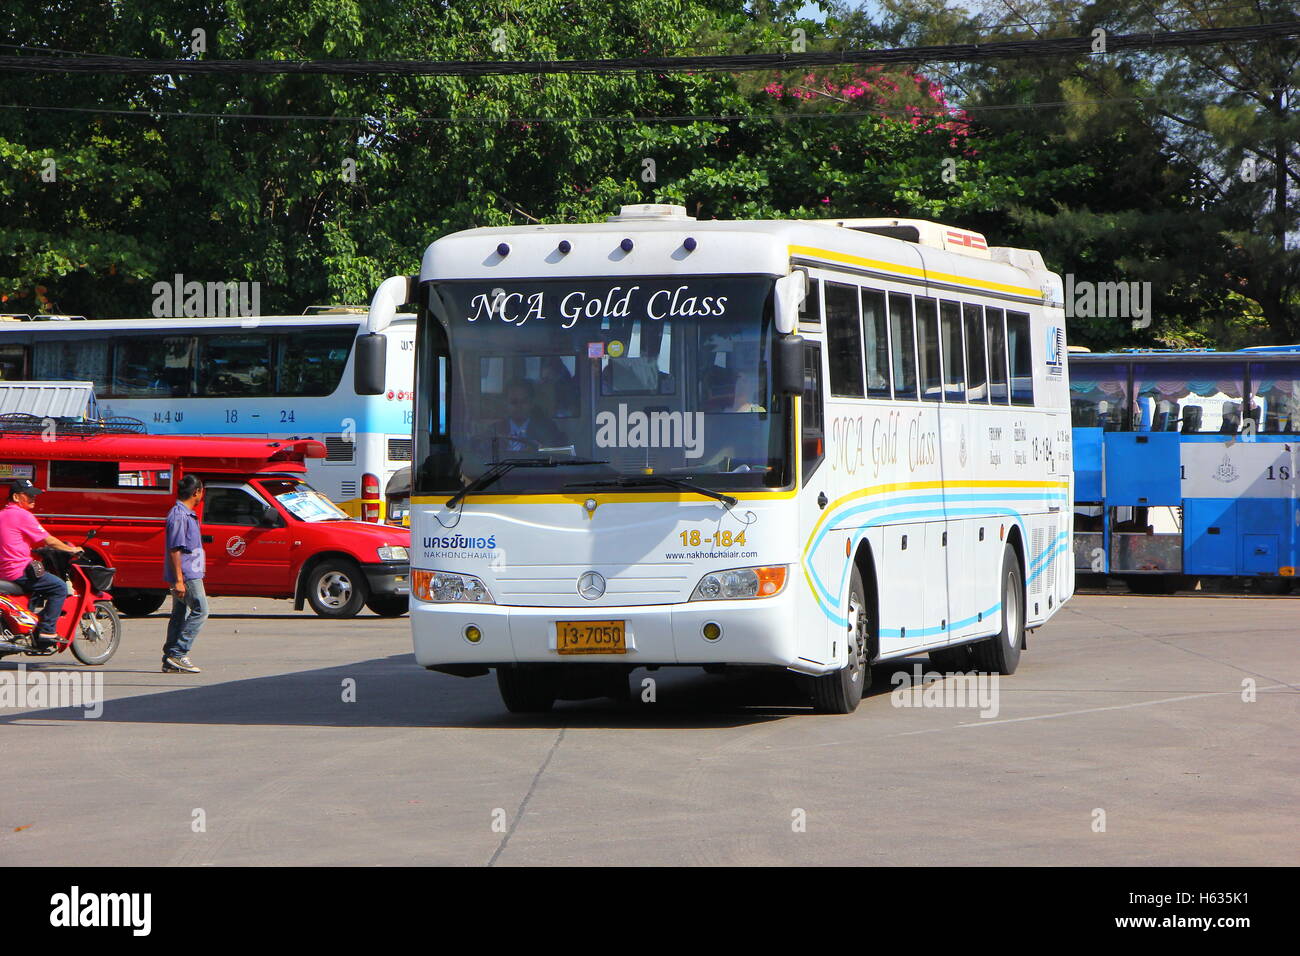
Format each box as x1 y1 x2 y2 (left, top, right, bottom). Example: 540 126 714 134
0 479 83 648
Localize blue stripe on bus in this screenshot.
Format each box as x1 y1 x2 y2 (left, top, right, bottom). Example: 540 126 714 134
805 488 1070 630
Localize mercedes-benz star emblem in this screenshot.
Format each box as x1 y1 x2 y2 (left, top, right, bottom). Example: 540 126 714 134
577 571 606 600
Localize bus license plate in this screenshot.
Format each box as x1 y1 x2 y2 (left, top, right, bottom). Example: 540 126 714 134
556 621 626 654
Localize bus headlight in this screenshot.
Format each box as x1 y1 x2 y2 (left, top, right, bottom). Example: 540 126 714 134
378 546 409 562
690 565 787 601
412 569 495 604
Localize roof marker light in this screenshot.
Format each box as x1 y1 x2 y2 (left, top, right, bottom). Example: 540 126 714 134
683 237 697 252
620 238 634 252
558 240 571 254
496 242 510 257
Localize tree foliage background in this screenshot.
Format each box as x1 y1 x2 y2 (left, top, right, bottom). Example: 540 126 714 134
1 0 1296 349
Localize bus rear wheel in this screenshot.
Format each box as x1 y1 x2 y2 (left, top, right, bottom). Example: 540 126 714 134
971 545 1024 675
810 567 870 714
112 589 168 617
496 665 556 713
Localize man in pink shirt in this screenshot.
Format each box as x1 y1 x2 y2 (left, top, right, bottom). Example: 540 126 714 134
0 479 84 647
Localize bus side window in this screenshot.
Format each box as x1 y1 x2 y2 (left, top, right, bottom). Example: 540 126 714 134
1007 311 1034 406
802 343 825 483
889 292 917 400
801 279 822 326
915 298 941 402
963 304 988 404
985 307 1009 404
824 283 864 398
940 301 965 402
861 289 891 399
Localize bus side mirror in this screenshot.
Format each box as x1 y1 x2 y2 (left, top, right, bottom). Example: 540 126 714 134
774 335 805 395
773 271 807 335
355 333 387 396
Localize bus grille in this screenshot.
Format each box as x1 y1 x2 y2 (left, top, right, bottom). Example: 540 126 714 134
1030 527 1045 595
324 437 355 462
340 480 357 497
387 438 413 461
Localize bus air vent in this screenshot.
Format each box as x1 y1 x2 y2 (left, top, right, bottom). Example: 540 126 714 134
324 437 355 462
387 439 413 461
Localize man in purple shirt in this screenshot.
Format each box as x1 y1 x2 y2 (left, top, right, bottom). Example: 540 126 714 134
162 475 208 674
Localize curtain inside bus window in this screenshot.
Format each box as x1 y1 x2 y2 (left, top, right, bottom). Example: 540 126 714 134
198 334 271 397
962 303 987 403
1249 361 1300 433
861 289 891 399
1007 312 1034 405
112 336 194 397
33 340 110 395
1132 361 1245 434
939 302 964 402
274 328 354 396
915 298 941 402
825 282 864 398
1069 361 1128 429
889 293 917 400
985 307 1009 404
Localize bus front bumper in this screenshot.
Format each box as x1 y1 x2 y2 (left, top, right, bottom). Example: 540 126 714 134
411 590 801 670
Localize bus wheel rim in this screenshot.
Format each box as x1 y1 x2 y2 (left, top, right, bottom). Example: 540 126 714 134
1005 572 1018 646
847 597 865 683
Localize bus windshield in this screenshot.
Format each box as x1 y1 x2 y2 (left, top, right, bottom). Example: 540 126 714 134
417 276 792 496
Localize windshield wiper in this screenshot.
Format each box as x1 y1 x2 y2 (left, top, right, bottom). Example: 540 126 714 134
564 474 738 508
446 457 609 508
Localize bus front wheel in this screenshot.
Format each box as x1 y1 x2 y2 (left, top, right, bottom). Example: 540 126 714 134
496 665 556 713
972 545 1024 675
810 566 870 714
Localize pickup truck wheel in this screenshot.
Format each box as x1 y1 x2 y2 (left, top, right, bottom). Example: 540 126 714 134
365 595 409 617
112 589 168 617
306 560 369 618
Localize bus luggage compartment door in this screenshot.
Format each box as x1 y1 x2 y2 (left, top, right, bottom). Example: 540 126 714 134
1103 432 1181 505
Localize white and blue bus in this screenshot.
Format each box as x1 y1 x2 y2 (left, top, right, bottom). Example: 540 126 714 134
0 312 415 520
371 205 1074 713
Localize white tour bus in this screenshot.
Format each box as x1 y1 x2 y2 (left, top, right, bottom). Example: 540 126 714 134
369 205 1073 713
0 312 415 520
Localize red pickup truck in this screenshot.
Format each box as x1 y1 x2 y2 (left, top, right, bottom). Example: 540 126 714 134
0 429 409 618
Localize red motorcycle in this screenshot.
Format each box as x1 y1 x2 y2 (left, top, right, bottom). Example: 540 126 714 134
0 531 122 665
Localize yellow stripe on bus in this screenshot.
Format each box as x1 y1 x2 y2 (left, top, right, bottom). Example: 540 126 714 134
410 489 797 506
788 245 1044 299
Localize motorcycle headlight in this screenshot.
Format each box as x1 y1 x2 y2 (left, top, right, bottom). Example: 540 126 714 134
377 546 409 562
411 569 495 604
690 565 787 601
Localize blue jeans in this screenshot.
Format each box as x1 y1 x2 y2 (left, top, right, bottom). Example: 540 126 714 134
20 567 68 637
164 578 209 657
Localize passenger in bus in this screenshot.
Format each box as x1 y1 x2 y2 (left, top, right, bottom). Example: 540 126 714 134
491 380 566 452
0 479 84 649
539 356 579 418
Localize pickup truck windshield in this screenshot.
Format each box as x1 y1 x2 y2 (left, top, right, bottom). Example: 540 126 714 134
259 479 349 522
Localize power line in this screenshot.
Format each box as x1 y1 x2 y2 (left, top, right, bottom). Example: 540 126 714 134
0 21 1296 76
2 88 1288 126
